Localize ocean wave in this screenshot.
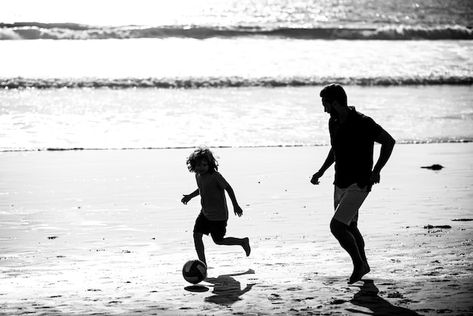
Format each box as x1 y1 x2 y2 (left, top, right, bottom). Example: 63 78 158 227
1 76 472 89
1 23 472 40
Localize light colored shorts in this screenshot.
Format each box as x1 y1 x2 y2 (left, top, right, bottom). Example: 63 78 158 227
333 183 369 226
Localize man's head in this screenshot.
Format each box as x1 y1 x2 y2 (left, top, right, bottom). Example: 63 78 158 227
319 84 348 116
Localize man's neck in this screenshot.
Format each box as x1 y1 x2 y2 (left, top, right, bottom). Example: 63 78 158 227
337 106 350 124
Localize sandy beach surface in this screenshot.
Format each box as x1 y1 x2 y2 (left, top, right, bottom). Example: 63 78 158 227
1 143 472 315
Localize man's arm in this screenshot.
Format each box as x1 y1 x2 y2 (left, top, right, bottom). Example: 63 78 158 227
311 147 335 184
370 128 395 186
181 188 199 204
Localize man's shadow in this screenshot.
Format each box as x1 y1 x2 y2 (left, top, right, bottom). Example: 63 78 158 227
347 279 419 315
203 269 256 306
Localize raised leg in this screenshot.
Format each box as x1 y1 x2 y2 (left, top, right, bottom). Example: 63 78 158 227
212 236 251 256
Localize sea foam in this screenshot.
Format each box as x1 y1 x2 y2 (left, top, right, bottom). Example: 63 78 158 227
1 23 472 40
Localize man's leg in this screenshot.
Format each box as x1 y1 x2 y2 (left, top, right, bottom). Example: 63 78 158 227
349 221 369 266
332 185 370 283
330 219 369 283
193 232 206 265
330 218 364 271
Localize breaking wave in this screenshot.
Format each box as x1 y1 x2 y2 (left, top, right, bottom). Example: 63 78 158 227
2 76 472 89
1 22 472 40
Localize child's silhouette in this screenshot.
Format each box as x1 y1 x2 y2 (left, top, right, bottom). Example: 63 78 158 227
205 269 256 305
181 147 251 266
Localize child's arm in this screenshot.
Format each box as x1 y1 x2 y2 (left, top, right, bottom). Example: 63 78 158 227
181 189 199 205
225 185 243 217
215 172 243 217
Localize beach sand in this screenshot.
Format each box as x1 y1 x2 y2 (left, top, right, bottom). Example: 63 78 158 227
1 143 472 315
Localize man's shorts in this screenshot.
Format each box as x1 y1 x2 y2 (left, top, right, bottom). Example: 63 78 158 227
193 212 227 242
333 183 369 226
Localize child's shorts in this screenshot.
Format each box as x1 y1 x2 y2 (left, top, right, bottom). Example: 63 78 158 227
333 183 369 226
193 213 227 242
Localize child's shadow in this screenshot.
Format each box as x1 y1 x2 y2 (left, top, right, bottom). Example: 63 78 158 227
204 269 256 306
348 279 420 315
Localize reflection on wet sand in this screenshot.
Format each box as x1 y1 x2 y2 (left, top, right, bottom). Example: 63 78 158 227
349 280 419 315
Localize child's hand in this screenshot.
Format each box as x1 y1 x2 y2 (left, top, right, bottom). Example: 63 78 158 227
234 205 243 217
181 195 191 205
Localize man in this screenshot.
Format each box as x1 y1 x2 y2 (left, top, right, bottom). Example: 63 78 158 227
311 84 395 284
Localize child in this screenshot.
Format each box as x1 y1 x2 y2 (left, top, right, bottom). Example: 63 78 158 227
181 147 251 266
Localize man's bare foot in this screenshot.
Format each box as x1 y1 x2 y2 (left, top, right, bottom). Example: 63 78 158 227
242 237 251 256
348 262 370 284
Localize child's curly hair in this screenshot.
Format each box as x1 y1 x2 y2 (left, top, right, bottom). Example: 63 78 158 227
186 147 219 173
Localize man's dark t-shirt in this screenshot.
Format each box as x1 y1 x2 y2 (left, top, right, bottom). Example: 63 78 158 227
329 107 382 188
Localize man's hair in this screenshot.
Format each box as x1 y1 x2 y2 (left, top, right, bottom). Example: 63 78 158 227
320 84 347 107
186 147 219 173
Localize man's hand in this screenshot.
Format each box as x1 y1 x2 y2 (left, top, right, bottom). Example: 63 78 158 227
367 171 381 191
310 171 324 185
234 205 243 217
181 194 192 205
369 171 380 185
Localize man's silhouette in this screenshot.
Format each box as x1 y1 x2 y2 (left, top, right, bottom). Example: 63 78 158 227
311 84 395 284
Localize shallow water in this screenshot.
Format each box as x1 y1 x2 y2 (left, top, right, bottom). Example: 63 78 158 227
0 39 472 82
1 86 472 151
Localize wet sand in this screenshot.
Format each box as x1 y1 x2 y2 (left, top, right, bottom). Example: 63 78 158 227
1 143 472 315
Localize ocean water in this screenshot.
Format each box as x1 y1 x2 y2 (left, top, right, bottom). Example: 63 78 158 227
0 0 472 151
1 86 472 151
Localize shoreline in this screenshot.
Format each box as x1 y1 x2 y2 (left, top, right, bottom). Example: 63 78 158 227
2 139 473 153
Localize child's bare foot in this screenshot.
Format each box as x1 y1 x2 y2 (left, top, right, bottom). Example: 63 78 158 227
242 237 251 256
348 262 370 284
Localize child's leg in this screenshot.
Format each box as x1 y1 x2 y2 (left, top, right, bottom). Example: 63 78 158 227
212 235 251 256
193 232 206 265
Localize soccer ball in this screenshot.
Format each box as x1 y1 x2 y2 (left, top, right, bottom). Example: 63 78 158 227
182 260 207 284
